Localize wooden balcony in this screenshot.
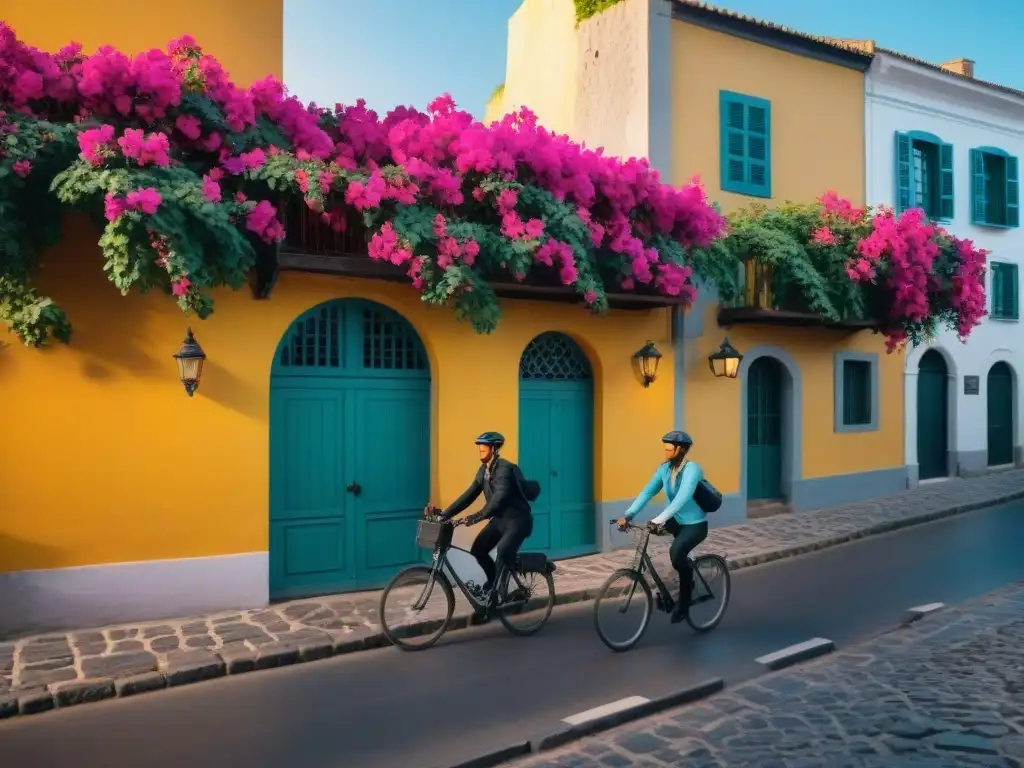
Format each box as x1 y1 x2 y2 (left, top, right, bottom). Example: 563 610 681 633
253 199 688 310
717 259 877 331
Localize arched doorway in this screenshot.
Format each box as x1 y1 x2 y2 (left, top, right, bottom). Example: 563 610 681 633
269 299 431 599
917 350 949 480
518 332 596 559
746 357 785 501
987 362 1014 467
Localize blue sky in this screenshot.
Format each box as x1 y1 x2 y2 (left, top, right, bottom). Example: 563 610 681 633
284 0 1024 119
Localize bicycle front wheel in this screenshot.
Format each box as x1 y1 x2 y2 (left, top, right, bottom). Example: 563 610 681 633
497 567 555 637
379 565 455 651
593 568 652 652
686 554 730 633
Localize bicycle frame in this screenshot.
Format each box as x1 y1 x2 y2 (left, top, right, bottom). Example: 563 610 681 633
412 528 517 616
619 523 716 614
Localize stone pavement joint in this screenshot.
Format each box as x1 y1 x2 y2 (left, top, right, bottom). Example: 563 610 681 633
506 580 1024 768
2 469 1023 720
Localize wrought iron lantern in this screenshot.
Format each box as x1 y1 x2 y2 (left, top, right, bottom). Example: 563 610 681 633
633 341 662 388
173 328 206 397
708 337 742 379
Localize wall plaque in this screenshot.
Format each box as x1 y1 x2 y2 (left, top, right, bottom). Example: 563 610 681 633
963 375 980 395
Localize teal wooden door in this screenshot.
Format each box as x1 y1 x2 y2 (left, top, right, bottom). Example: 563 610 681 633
518 333 595 559
746 357 783 500
916 350 948 480
987 362 1014 467
270 300 430 599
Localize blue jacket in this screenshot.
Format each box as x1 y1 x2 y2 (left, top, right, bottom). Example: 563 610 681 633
624 460 706 526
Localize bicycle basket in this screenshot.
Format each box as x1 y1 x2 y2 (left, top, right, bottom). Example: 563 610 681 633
416 520 452 550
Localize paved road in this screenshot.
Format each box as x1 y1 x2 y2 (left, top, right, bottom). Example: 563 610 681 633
5 501 1024 768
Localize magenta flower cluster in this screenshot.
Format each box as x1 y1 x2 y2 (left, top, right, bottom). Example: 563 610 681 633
0 23 726 311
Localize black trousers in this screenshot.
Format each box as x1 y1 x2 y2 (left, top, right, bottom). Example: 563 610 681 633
664 519 709 603
470 516 534 588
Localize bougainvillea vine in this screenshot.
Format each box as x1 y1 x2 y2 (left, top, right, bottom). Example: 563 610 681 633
719 191 988 350
0 25 727 346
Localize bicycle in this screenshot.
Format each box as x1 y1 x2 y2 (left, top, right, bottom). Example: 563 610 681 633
593 520 730 652
378 515 557 651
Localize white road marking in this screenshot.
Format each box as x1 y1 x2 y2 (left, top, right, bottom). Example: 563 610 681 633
755 637 834 667
562 696 650 726
908 602 946 618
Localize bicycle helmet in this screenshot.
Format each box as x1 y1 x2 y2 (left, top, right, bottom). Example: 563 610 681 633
661 430 693 447
474 431 506 448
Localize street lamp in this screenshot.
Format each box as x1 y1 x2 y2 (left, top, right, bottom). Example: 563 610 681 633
633 341 662 388
173 328 206 397
708 337 742 379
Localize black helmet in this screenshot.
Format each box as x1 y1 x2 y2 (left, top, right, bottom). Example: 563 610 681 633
661 430 693 447
475 431 505 448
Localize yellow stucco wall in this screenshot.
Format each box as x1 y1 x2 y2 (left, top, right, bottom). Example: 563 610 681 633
0 217 674 572
670 21 865 210
0 0 283 84
685 306 905 494
669 20 902 490
486 0 577 133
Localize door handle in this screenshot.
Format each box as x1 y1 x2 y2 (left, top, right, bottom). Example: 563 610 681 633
550 470 558 477
346 482 362 496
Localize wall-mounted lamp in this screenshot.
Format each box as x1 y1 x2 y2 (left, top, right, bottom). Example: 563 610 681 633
633 341 662 388
173 328 206 397
708 337 742 379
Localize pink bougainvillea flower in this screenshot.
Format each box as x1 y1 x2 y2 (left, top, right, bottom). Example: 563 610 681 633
175 114 202 140
104 192 125 222
171 277 191 296
811 226 837 246
12 159 31 177
200 174 221 202
125 186 162 215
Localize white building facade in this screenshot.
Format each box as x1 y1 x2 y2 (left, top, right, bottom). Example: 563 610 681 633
865 50 1024 485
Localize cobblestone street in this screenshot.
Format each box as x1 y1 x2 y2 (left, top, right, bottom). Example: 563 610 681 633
1 469 1023 719
508 581 1024 768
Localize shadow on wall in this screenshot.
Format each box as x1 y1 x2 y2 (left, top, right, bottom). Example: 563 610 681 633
0 534 65 640
199 360 264 419
74 297 167 382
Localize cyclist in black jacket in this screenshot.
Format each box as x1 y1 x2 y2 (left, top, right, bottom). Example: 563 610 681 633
427 431 533 600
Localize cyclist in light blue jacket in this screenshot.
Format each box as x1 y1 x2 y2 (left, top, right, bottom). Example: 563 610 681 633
616 430 708 624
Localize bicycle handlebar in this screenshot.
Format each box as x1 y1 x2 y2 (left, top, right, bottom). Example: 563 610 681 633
425 515 469 527
608 518 668 535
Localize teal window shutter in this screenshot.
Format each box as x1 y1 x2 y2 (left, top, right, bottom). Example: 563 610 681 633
991 262 1019 320
1008 264 1020 320
842 360 872 426
894 132 911 213
1006 155 1019 227
719 91 770 198
939 142 954 220
971 148 987 224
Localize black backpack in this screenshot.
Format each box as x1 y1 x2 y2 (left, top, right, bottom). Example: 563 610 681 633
679 459 721 513
693 477 722 513
512 463 542 502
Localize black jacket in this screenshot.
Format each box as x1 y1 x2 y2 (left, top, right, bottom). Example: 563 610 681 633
441 458 532 520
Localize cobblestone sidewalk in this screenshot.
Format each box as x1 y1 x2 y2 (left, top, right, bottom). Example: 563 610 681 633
508 581 1024 768
2 470 1023 720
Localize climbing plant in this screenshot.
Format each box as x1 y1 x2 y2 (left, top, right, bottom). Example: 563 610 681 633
0 25 726 346
574 0 624 24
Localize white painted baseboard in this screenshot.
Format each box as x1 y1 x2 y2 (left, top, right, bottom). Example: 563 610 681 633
0 551 268 637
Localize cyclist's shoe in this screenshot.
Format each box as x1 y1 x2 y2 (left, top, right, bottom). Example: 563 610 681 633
670 601 688 624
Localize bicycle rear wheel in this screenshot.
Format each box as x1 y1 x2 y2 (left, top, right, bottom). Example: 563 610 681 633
379 566 455 651
593 568 652 652
497 566 555 636
686 554 730 633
